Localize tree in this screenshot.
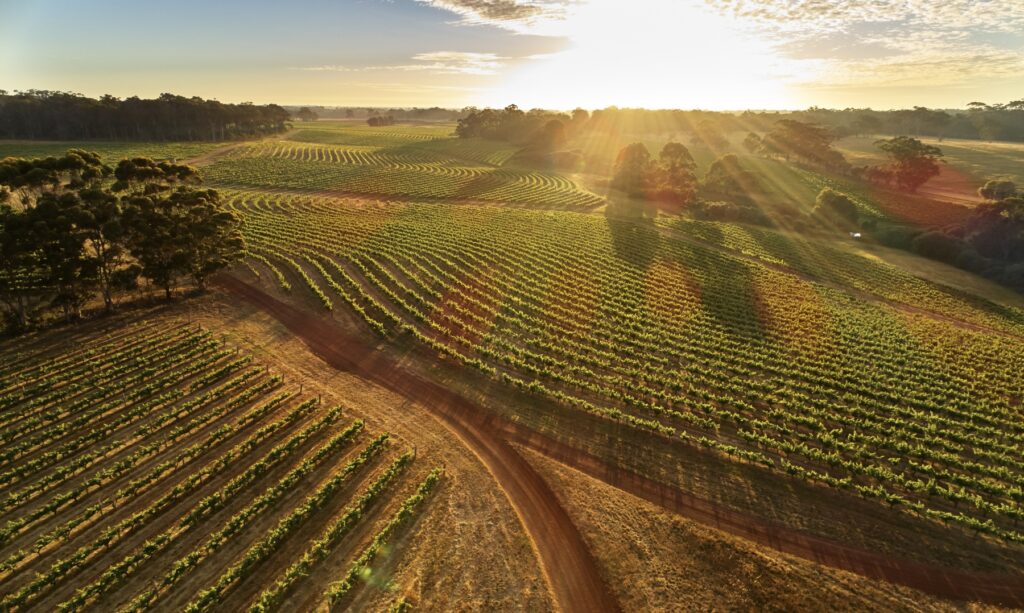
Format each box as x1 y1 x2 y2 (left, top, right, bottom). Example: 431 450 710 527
29 193 98 321
759 120 846 170
690 119 729 149
852 113 882 136
295 107 318 122
123 194 189 299
742 132 761 154
111 158 200 194
0 206 50 331
979 179 1017 201
611 143 653 196
177 190 245 289
703 154 756 196
79 189 136 311
961 196 1024 261
530 119 567 151
655 142 698 203
123 186 243 298
0 149 109 207
813 188 858 222
874 136 944 192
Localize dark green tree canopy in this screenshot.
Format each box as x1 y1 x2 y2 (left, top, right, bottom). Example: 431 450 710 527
813 188 858 222
0 150 110 206
611 143 653 196
979 179 1018 201
0 150 244 332
758 120 846 170
0 91 288 141
873 136 944 193
112 158 201 194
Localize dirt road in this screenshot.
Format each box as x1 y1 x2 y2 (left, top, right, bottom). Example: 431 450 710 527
213 275 620 613
215 275 1024 609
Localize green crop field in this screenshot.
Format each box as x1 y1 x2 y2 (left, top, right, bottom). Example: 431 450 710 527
0 316 440 610
202 123 601 207
228 187 1024 544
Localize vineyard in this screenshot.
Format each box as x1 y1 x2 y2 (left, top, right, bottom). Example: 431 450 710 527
0 315 441 611
202 122 601 208
228 188 1024 545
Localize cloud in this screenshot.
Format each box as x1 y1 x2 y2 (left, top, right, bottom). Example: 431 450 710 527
414 0 573 32
294 51 505 75
409 51 504 74
705 0 1024 32
703 0 1024 94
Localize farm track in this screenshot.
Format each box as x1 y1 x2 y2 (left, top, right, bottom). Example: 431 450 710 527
216 274 1024 609
214 275 620 613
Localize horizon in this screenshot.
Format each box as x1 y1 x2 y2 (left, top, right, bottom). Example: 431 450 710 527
3 0 1023 110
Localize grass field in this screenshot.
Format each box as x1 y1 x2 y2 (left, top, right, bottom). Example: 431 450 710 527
0 313 442 611
836 135 1024 213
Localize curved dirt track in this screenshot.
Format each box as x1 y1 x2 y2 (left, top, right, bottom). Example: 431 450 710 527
215 275 1024 609
213 275 620 613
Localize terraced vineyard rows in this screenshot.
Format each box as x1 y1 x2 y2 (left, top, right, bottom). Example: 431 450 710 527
202 122 599 208
657 217 1024 336
0 316 441 611
230 190 1024 544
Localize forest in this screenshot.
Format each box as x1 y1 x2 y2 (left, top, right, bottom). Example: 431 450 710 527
0 91 290 141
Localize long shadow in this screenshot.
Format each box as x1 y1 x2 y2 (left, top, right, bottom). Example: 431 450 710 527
604 195 661 272
674 222 765 342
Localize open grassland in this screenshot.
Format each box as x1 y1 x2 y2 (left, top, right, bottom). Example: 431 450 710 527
228 188 1024 549
0 141 228 163
202 122 601 208
839 135 1024 187
0 312 441 612
837 135 1024 212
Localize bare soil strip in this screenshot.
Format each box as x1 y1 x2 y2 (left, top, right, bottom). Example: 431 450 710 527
214 275 620 613
215 274 1024 609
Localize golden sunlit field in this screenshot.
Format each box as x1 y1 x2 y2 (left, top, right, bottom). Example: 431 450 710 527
5 0 1024 607
6 112 1024 610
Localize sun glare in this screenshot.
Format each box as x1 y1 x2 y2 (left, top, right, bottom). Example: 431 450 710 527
488 0 794 110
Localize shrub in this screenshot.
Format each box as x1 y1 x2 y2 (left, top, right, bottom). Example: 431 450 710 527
813 188 858 222
954 248 995 275
872 224 920 249
978 179 1017 201
912 230 965 263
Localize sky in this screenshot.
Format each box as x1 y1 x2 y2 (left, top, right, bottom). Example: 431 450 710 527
2 0 1023 110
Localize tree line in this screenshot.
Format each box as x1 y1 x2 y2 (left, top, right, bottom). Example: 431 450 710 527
285 106 463 121
0 91 290 141
0 151 244 333
457 102 1024 147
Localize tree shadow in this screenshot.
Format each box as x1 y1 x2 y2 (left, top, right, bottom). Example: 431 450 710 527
674 223 765 342
604 193 661 271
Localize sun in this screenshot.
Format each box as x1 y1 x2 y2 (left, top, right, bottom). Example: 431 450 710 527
486 0 796 110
